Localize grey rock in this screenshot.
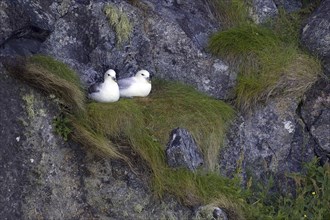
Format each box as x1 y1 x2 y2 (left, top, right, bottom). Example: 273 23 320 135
194 205 228 220
301 0 330 75
0 0 236 100
273 0 302 12
301 79 330 163
220 96 315 190
251 0 278 24
0 64 28 219
166 128 204 171
213 207 228 220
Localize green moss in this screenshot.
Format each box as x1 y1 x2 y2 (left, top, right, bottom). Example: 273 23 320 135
104 5 133 46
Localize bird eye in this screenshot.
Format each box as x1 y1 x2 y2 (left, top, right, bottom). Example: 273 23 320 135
141 73 145 76
108 74 110 76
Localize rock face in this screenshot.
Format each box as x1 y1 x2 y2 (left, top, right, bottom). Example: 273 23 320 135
166 128 204 171
301 80 330 163
301 0 330 75
220 96 316 190
251 0 278 24
273 0 302 12
194 205 228 220
0 0 236 99
0 0 329 218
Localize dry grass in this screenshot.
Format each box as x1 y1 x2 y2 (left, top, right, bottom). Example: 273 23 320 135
4 55 85 112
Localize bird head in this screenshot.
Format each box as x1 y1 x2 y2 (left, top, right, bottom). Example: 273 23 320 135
135 70 151 83
104 69 117 82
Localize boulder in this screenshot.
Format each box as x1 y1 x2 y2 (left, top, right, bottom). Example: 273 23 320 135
194 205 228 220
250 0 278 24
301 79 330 163
220 96 316 191
301 0 330 75
166 128 204 171
273 0 302 12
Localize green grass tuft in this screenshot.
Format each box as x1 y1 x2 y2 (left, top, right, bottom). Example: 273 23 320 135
4 55 85 112
208 24 280 58
245 159 330 219
145 80 235 170
104 4 133 46
208 15 322 111
209 0 251 29
68 79 239 215
74 79 235 171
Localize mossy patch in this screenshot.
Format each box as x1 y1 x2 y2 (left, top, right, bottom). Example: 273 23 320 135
104 4 133 46
22 93 36 119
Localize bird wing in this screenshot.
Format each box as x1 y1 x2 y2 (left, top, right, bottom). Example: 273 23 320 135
118 77 135 90
88 83 101 94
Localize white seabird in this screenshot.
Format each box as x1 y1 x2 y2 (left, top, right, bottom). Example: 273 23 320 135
118 70 152 98
88 69 120 102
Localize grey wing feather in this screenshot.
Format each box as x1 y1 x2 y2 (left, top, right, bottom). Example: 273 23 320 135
88 83 101 94
118 78 134 90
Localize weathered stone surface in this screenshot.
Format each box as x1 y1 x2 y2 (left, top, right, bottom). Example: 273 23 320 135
220 96 316 189
0 0 329 217
3 0 236 99
250 0 278 24
166 128 204 171
0 64 28 219
301 79 330 163
301 0 330 75
194 204 228 220
273 0 302 12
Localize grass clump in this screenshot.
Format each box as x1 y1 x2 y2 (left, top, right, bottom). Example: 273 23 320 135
4 55 85 112
208 24 280 58
245 159 330 219
208 4 322 111
104 4 133 46
209 0 251 29
77 80 235 171
145 80 235 170
68 79 241 216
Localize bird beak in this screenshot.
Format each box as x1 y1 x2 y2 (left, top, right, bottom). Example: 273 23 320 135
112 76 117 82
146 77 151 83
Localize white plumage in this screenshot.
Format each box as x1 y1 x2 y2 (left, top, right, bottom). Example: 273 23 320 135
88 69 120 102
118 70 152 98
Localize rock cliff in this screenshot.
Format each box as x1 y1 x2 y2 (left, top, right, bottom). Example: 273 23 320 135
1 0 329 219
